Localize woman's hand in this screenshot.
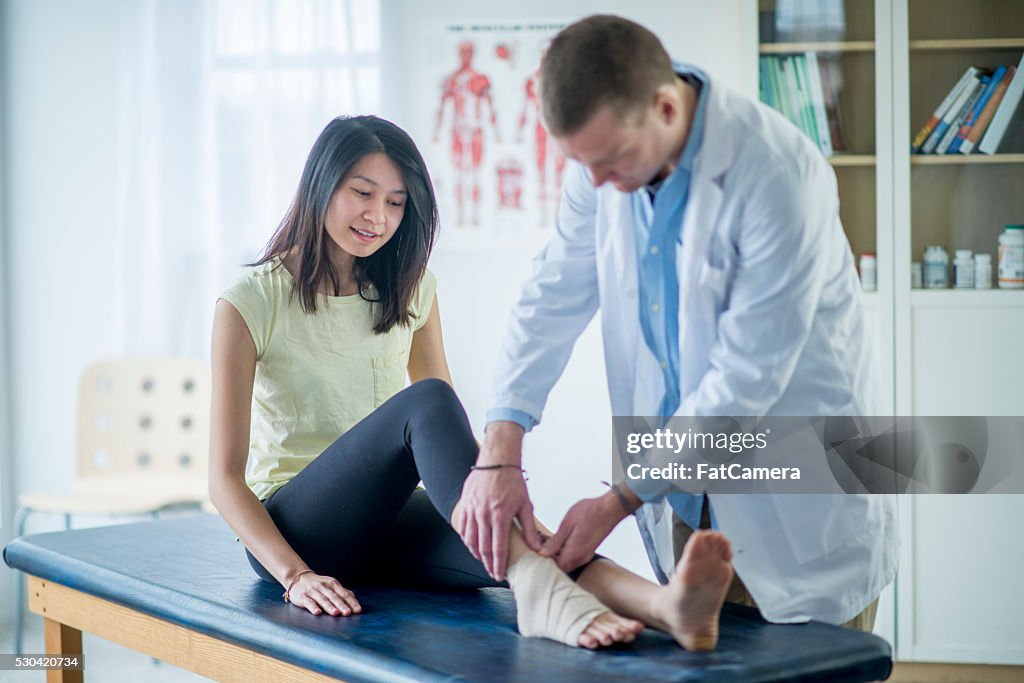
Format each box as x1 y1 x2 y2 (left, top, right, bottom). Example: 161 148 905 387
287 572 362 617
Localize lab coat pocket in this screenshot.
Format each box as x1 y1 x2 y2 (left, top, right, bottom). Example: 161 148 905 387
771 494 865 565
372 353 409 407
696 260 731 315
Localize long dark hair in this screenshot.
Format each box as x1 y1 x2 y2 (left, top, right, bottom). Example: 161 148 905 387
253 115 439 334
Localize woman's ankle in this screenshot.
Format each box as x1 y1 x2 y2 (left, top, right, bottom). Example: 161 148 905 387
448 498 464 528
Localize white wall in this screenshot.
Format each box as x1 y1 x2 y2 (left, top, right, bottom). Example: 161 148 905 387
3 1 753 593
0 0 14 626
384 0 752 577
5 0 122 515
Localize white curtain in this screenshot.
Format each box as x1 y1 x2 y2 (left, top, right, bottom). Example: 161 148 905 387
0 120 10 533
113 0 381 358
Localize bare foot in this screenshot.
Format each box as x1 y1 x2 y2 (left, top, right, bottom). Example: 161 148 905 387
577 611 645 649
656 530 734 651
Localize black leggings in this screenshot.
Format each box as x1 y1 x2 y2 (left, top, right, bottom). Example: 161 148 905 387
247 379 504 589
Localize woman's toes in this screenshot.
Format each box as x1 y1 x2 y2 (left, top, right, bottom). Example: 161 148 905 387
577 632 598 649
588 620 615 645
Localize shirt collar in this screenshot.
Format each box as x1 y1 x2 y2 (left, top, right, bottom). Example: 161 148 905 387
644 64 710 198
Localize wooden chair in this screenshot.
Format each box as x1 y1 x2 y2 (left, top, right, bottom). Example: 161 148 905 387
12 358 211 654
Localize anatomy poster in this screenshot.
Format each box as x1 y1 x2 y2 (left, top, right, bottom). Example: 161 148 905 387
423 21 567 247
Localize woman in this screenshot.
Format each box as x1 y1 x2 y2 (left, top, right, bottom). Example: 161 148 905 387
209 115 733 650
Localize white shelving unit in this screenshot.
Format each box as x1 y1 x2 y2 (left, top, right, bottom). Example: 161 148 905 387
754 0 1024 666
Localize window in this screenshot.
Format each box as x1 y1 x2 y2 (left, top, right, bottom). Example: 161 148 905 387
211 0 382 259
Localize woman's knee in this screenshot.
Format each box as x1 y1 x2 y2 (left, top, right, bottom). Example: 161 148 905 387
404 378 462 416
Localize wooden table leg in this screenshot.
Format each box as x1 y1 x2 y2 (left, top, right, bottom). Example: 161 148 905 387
43 618 83 683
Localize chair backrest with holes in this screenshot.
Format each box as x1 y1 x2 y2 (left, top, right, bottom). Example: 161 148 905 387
77 358 210 480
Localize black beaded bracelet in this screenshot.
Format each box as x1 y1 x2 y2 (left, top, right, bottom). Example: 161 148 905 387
470 463 526 473
601 480 638 515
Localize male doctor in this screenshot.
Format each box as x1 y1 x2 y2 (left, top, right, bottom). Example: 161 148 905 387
455 14 898 631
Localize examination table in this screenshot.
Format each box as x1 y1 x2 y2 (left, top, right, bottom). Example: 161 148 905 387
4 515 893 682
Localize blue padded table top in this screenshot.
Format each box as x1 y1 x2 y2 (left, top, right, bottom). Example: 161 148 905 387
5 515 892 683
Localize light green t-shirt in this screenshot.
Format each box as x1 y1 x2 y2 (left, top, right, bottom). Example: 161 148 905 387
219 257 437 500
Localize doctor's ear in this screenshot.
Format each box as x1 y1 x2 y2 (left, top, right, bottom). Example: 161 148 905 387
652 84 682 124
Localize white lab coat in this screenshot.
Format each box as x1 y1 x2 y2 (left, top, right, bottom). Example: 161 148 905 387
491 74 899 625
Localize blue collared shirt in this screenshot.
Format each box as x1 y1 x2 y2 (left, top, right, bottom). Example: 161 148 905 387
629 67 710 532
634 68 708 420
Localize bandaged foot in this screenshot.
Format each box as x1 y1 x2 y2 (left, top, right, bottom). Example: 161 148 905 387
506 551 641 648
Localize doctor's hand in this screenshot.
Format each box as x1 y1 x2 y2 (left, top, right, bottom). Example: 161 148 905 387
455 421 541 581
540 487 639 573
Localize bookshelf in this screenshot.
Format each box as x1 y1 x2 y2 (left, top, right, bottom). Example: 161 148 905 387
910 153 1024 165
755 0 1024 669
760 41 874 53
757 0 879 264
910 38 1024 52
905 0 1024 264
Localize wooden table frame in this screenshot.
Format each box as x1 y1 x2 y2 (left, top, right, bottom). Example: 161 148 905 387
27 575 338 683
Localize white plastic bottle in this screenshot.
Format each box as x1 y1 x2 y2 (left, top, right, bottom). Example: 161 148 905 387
923 246 949 289
953 249 974 288
974 254 992 289
998 225 1024 289
859 253 877 291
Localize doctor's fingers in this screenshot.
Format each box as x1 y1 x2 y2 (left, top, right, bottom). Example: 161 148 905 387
476 511 495 577
556 547 587 574
553 531 590 573
491 512 513 581
539 519 571 557
517 501 542 551
462 514 481 561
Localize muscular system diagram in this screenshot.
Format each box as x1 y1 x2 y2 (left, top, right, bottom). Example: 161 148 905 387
517 59 565 225
433 41 501 227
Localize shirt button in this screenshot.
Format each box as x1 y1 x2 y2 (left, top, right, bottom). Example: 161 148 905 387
649 245 659 255
651 302 661 312
661 361 669 369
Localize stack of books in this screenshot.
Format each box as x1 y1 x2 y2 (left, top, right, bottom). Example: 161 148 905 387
911 52 1024 155
759 53 847 156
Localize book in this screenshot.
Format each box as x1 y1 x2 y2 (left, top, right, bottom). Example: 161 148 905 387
993 94 1024 152
911 67 979 153
761 56 779 111
768 57 794 126
804 52 833 154
936 74 988 154
759 57 773 107
767 57 786 118
961 66 1015 154
922 71 980 154
792 54 821 147
816 55 847 152
949 66 1005 154
979 52 1024 154
760 53 846 154
780 56 806 134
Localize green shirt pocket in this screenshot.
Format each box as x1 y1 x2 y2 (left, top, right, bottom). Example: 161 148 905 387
372 353 409 407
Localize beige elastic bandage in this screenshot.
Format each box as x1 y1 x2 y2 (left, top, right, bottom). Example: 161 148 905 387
505 550 607 646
